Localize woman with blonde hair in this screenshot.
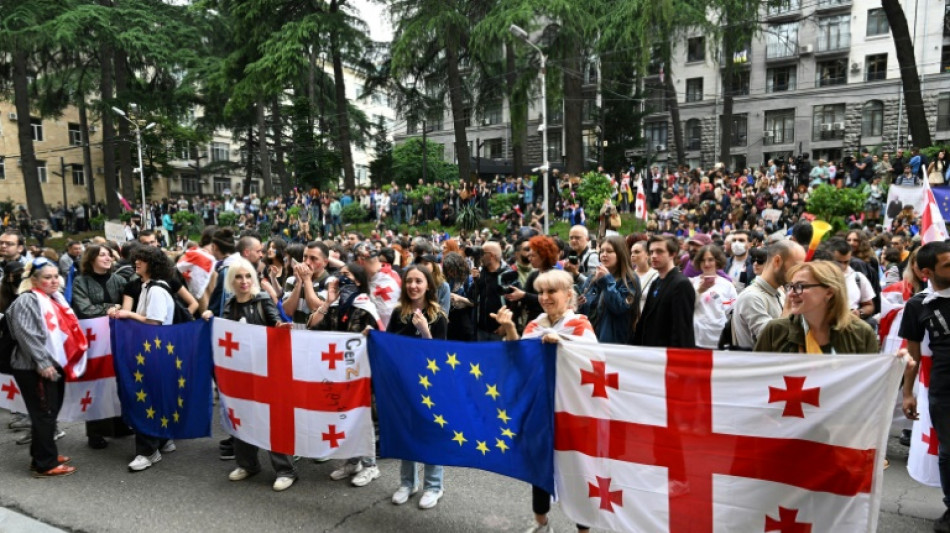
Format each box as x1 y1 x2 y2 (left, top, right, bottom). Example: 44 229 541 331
755 261 878 354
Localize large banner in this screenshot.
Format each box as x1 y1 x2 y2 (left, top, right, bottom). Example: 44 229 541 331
884 184 925 228
554 342 903 533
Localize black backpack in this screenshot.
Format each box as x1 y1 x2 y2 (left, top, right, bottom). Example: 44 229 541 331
0 314 18 373
151 281 195 324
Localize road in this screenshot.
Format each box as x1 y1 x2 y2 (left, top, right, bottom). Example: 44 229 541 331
0 412 942 532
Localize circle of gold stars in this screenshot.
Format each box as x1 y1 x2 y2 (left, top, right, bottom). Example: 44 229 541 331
136 336 184 428
420 352 517 456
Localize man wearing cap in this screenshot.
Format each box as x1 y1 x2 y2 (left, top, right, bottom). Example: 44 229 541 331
725 230 755 292
355 244 400 329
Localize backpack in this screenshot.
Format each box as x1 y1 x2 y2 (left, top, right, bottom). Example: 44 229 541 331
151 280 195 324
0 314 17 373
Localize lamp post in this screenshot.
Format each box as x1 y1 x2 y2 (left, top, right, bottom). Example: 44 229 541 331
112 106 155 229
510 24 549 235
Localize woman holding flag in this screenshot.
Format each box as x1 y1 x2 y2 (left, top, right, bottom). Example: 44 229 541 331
7 258 88 477
494 269 595 533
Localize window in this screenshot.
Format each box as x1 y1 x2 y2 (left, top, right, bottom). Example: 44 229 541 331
938 93 950 131
764 109 795 144
547 131 562 163
767 66 797 92
812 104 846 140
817 59 848 87
355 164 369 185
37 160 48 183
768 0 801 16
71 164 85 186
583 99 598 122
248 181 259 196
687 37 705 62
426 109 443 131
462 105 472 128
943 45 950 73
685 119 702 150
818 0 849 8
0 159 6 180
211 142 229 162
482 101 502 126
182 176 200 194
729 70 750 96
486 138 503 159
867 9 889 36
866 54 887 81
30 118 43 142
584 60 598 84
644 121 668 150
862 100 884 136
766 22 799 59
68 123 83 146
177 141 193 161
731 155 747 172
731 114 748 147
353 84 363 99
818 15 850 52
686 78 704 102
407 121 418 135
213 177 231 195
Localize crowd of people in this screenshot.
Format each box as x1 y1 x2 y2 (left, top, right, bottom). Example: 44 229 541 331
3 151 950 531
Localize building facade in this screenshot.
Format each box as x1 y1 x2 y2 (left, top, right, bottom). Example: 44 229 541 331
642 0 950 170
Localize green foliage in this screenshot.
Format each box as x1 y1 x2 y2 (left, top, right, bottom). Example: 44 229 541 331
407 185 446 203
217 212 238 227
89 214 106 231
574 172 614 211
923 145 950 159
287 206 302 219
455 204 481 231
392 137 458 187
488 193 521 217
172 210 202 238
341 203 368 224
805 185 868 233
0 198 15 215
119 211 133 223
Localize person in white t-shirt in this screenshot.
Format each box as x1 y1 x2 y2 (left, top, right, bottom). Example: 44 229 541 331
691 245 738 348
825 238 875 322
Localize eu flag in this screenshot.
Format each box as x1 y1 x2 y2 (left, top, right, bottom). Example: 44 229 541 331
111 319 213 439
369 331 556 493
932 186 950 221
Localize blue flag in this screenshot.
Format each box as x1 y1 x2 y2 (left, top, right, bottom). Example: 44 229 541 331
111 319 213 439
368 331 556 493
932 186 950 222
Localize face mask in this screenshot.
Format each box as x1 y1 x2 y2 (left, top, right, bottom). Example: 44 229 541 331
732 242 747 256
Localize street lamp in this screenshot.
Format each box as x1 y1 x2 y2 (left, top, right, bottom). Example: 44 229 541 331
112 106 156 229
509 23 549 235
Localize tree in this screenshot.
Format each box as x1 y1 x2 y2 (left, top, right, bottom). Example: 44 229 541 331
881 0 932 148
369 116 393 186
392 137 458 187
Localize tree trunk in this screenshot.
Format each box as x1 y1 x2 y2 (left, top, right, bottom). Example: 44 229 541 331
114 50 134 199
12 50 48 220
719 38 735 168
243 127 255 197
445 32 471 183
98 13 120 218
78 98 97 206
664 61 685 166
272 98 289 196
506 44 525 178
562 44 584 175
257 101 274 197
881 0 932 148
330 0 355 190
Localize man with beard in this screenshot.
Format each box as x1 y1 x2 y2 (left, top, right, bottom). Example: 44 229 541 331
731 239 805 350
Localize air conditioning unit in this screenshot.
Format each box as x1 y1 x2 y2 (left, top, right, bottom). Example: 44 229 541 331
850 62 861 73
821 123 833 132
88 126 98 133
833 122 845 130
799 44 814 55
656 143 668 152
7 112 17 121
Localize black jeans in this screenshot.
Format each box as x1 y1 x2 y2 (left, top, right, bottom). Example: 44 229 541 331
135 433 169 457
930 394 950 508
13 365 64 472
532 485 587 530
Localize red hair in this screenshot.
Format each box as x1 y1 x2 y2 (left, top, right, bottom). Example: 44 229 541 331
528 235 559 270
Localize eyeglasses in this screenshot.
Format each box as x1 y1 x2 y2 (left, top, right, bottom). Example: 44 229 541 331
0 241 18 247
784 283 825 295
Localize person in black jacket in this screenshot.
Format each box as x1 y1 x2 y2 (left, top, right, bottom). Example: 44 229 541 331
633 235 696 348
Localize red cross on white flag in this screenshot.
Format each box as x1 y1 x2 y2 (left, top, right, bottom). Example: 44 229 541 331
908 332 942 487
553 343 903 532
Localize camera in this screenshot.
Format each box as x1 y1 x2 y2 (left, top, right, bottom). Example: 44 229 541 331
463 245 483 261
568 254 579 265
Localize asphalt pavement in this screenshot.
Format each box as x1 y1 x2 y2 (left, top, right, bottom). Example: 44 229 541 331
0 411 943 533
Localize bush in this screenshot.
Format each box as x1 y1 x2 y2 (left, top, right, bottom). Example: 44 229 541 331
217 212 238 227
172 211 202 238
805 184 868 233
90 214 107 230
455 204 481 231
489 193 521 217
341 203 368 224
287 205 302 219
119 211 133 223
574 172 613 211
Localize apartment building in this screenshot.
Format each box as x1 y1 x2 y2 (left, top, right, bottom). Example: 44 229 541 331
640 0 950 170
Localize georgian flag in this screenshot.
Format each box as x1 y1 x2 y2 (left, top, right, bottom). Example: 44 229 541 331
634 177 648 222
212 318 375 459
908 331 941 487
553 342 903 532
921 180 949 245
0 317 120 422
369 271 400 330
177 246 215 299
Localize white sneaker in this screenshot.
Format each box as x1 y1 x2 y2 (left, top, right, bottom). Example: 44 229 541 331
329 461 363 481
229 467 254 481
128 451 161 471
525 522 552 533
273 476 295 491
391 484 420 505
351 465 380 487
160 440 176 453
418 489 444 509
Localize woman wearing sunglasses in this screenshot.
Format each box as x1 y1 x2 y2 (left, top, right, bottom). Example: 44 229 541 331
754 261 878 354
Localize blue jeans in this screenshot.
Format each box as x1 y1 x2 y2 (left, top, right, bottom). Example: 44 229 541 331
400 460 443 491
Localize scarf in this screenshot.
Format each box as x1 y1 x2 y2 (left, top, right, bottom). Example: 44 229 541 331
801 316 833 355
523 310 597 341
33 289 88 378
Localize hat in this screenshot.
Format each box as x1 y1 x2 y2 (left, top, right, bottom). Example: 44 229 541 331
688 233 712 246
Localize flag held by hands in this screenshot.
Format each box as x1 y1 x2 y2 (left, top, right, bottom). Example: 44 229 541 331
368 331 557 494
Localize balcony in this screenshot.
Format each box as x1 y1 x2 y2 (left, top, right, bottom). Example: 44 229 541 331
817 32 850 54
766 42 798 61
767 0 802 20
816 0 851 12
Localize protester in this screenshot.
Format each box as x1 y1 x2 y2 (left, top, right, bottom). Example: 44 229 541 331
633 235 695 348
505 235 559 326
691 245 738 349
385 266 447 509
7 258 85 477
577 235 640 344
732 240 805 350
442 252 475 341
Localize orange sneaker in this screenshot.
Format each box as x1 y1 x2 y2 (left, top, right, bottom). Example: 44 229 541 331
32 464 77 478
